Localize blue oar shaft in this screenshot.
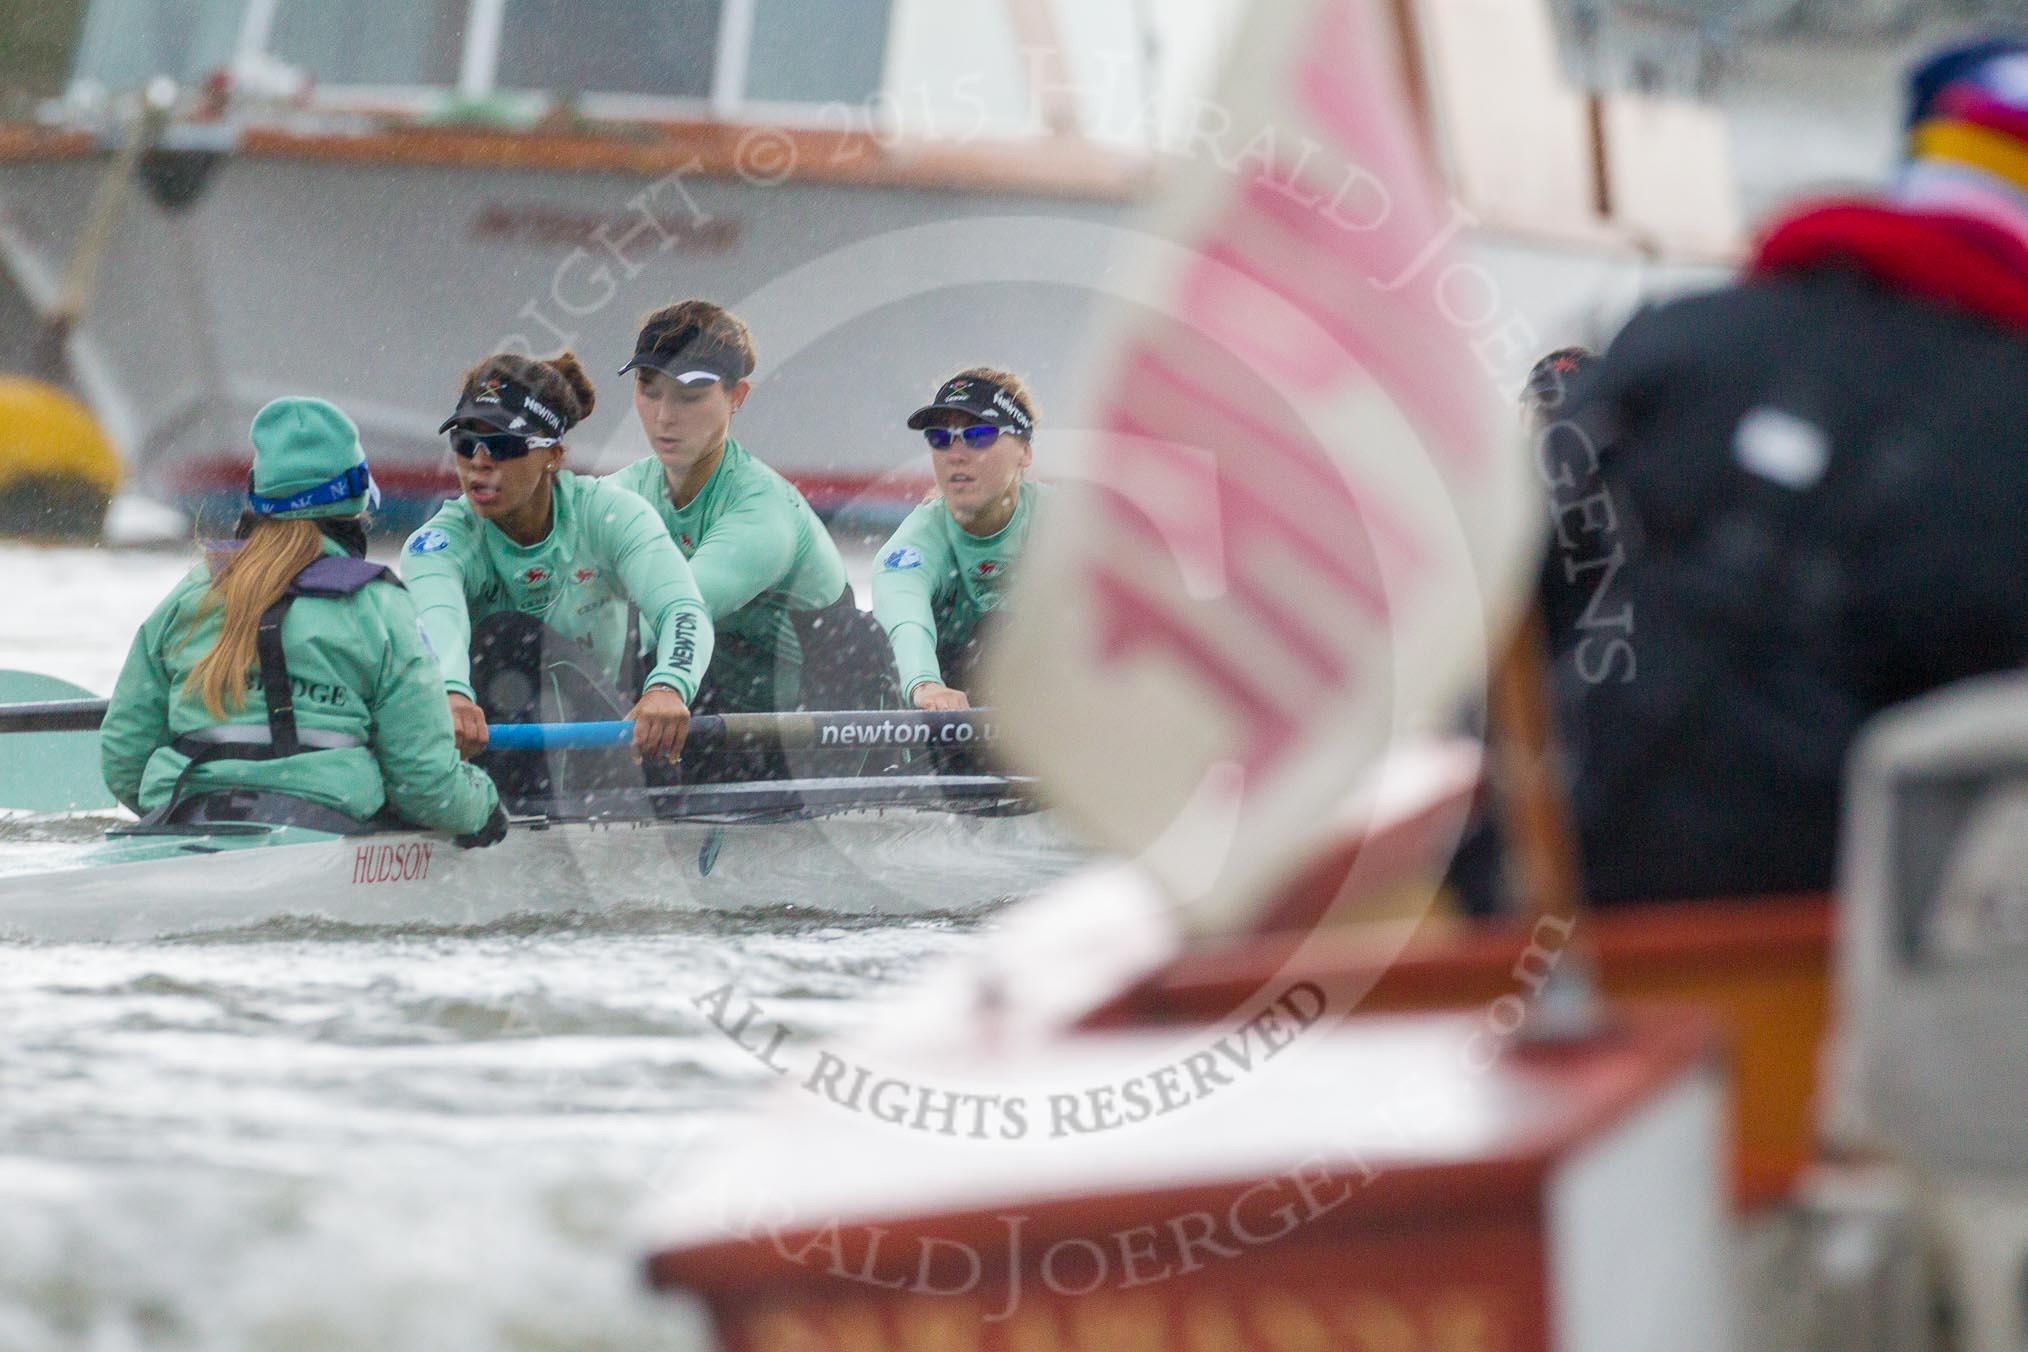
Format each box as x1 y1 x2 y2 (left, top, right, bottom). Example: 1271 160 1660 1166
486 721 631 750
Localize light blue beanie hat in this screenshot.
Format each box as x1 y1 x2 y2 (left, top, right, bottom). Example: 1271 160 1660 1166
247 397 377 520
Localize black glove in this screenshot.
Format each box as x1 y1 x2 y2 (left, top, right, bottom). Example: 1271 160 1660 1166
454 802 509 850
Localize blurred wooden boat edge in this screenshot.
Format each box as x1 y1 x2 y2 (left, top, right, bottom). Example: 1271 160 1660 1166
644 1006 1734 1352
1094 882 1834 1213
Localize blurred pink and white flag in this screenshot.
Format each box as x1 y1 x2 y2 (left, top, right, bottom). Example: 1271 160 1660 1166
986 0 1541 934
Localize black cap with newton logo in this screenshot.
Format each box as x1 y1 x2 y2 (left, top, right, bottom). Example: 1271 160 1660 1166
905 375 1034 437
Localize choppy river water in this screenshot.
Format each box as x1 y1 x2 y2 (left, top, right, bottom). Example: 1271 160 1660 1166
0 541 990 1351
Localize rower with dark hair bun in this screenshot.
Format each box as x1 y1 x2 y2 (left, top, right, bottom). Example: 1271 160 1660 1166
399 349 713 777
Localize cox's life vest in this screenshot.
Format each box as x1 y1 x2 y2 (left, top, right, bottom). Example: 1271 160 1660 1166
144 555 398 829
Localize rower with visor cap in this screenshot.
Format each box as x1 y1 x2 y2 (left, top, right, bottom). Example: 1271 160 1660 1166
872 368 1047 713
607 300 895 725
400 349 713 788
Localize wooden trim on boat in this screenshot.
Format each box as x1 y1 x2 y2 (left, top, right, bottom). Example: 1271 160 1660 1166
684 1216 1559 1349
1487 611 1587 930
0 116 1152 201
1097 894 1832 1023
1096 893 1834 1211
0 127 98 162
235 122 1153 201
651 1170 1554 1291
1383 0 1436 155
1001 0 1083 139
0 121 1739 264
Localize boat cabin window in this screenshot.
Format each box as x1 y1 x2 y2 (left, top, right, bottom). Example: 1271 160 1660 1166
496 0 720 101
495 0 890 109
72 0 243 92
268 0 465 89
69 0 894 116
745 0 893 106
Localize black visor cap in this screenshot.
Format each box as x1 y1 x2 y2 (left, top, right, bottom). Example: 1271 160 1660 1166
618 320 751 387
905 375 1033 437
435 376 569 438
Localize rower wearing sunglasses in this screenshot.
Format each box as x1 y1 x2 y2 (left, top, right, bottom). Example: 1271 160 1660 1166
399 350 712 775
872 369 1045 712
607 301 894 716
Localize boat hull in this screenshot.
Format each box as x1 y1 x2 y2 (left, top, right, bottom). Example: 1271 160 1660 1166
0 796 1080 942
0 135 1133 529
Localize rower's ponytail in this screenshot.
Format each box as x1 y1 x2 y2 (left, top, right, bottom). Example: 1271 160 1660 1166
183 519 324 719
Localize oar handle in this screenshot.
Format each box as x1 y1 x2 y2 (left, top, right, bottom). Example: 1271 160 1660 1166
0 700 996 755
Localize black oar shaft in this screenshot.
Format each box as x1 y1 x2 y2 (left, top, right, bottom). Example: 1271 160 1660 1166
0 698 107 733
691 710 992 754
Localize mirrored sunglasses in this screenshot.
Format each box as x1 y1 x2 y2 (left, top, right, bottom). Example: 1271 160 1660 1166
923 424 1004 451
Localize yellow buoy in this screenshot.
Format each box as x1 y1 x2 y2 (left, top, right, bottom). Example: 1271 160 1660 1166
0 377 122 540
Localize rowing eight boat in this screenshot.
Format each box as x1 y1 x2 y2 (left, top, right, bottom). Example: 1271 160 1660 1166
0 700 1083 942
0 773 1081 942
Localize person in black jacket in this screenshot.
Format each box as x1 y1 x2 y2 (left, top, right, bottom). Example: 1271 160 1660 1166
1550 35 2028 906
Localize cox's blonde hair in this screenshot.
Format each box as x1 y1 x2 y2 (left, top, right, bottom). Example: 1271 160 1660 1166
183 520 327 718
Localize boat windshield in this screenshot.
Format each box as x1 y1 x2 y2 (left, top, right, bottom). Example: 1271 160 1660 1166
495 0 721 101
268 1 464 89
72 0 245 92
68 0 892 113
